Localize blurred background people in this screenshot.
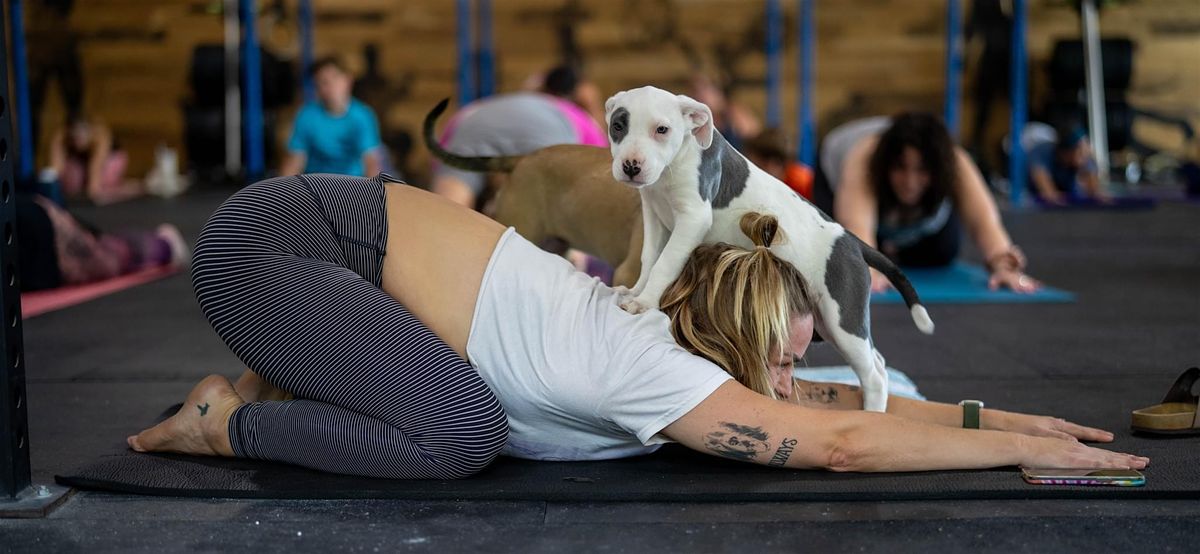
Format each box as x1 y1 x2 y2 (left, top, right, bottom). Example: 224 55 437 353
280 57 382 177
47 112 141 205
16 182 187 291
743 127 814 200
824 113 1040 293
431 64 607 209
1026 125 1112 205
689 73 762 150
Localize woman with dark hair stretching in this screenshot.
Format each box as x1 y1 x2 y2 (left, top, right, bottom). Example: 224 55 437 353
822 113 1039 293
127 173 1143 479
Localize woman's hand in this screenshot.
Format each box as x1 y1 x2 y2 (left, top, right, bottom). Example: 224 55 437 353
988 268 1041 293
1018 434 1148 470
987 409 1114 442
1040 189 1068 206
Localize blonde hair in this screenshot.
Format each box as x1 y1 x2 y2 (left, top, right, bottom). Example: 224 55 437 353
660 213 813 400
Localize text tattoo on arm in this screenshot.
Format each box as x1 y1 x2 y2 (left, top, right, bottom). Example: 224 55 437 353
768 438 797 467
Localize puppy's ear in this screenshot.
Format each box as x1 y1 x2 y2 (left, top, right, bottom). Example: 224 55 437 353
604 91 626 122
676 94 714 149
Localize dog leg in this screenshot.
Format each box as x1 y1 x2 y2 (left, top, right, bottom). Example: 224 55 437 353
624 210 713 313
872 347 890 406
821 325 889 412
629 202 668 297
808 285 889 412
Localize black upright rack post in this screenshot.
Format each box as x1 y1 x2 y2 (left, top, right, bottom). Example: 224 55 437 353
0 1 70 517
0 0 31 502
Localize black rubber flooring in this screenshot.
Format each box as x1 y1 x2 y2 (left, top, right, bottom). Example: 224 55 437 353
1 189 1198 552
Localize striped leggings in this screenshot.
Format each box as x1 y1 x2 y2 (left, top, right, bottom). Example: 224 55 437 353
192 174 509 479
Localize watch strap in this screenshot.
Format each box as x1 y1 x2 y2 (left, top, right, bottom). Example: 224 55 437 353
960 400 983 429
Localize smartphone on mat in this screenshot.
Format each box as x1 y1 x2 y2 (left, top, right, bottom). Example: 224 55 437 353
1021 468 1145 487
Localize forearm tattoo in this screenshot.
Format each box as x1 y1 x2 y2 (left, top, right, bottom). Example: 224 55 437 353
704 422 771 461
197 403 210 416
798 383 861 404
768 438 798 467
802 385 840 404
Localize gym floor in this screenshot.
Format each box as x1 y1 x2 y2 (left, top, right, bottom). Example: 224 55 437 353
1 188 1197 552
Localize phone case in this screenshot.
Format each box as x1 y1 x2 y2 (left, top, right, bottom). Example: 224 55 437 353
1022 476 1144 486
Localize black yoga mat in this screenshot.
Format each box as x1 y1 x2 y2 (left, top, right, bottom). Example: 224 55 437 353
57 415 1200 502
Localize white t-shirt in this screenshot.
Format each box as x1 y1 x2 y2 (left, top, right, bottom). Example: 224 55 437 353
466 228 733 461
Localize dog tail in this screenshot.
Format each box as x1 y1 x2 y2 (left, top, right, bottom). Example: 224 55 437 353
861 243 935 335
423 98 523 173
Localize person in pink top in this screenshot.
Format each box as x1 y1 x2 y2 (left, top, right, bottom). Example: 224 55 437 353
48 113 143 205
432 65 608 210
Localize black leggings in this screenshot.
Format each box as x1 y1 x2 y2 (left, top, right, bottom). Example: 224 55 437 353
192 174 509 479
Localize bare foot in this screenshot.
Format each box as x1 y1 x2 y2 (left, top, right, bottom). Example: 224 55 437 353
127 375 244 456
233 369 294 402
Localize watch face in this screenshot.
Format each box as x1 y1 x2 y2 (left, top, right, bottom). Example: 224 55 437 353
961 400 982 429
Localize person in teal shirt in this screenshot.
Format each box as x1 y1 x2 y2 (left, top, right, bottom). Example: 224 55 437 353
281 57 382 177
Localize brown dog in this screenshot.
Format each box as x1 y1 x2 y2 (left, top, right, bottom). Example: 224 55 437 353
423 99 643 286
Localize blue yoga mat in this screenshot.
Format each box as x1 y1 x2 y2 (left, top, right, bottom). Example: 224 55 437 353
872 262 1075 304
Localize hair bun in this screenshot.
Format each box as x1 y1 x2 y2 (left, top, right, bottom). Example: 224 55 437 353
738 212 782 249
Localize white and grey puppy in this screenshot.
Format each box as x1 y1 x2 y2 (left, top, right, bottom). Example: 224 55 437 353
604 86 933 412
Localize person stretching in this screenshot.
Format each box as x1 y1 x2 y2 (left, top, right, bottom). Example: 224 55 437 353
129 174 1145 478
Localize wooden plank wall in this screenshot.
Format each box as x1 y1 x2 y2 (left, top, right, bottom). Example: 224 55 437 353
33 0 1200 178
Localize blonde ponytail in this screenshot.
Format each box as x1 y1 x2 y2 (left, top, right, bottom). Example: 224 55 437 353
660 212 812 400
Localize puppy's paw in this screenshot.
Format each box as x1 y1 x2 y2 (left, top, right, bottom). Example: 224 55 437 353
861 392 889 413
620 296 655 315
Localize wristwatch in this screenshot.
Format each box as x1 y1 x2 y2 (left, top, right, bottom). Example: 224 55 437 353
959 399 984 429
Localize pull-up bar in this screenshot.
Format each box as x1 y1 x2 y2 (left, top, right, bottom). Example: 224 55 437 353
944 0 964 139
10 0 32 181
224 0 241 177
456 0 475 107
477 0 495 99
240 0 265 181
788 0 1027 204
1008 0 1028 205
765 0 784 127
796 0 815 167
456 0 496 106
299 0 315 102
1080 0 1109 188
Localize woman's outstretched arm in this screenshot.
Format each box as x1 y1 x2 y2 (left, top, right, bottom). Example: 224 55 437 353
832 137 880 249
788 379 1114 442
833 137 892 292
663 381 1148 472
949 148 1040 293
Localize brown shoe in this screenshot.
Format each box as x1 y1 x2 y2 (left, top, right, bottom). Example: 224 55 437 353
1131 367 1200 436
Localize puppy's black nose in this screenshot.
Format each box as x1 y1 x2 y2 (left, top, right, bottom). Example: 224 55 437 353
622 160 641 177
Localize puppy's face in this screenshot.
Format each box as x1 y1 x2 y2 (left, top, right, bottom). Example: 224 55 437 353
605 86 714 188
